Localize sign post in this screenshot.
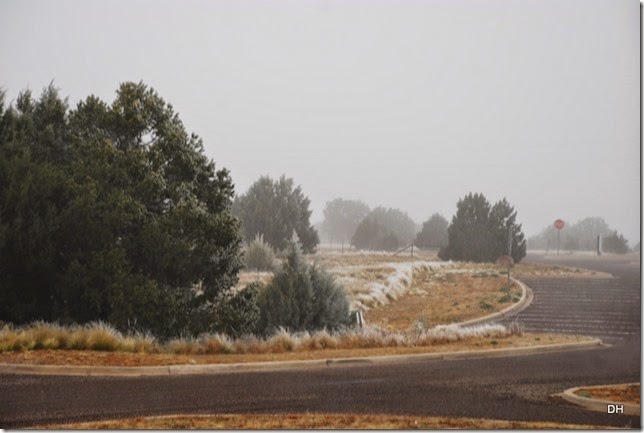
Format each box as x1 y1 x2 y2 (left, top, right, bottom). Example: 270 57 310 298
554 219 565 255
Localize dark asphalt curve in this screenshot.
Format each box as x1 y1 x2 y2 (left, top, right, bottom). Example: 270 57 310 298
0 255 640 428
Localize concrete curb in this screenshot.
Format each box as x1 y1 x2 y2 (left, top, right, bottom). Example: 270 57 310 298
557 383 640 416
457 277 533 327
0 338 603 377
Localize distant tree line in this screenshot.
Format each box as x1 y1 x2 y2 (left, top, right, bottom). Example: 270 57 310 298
527 217 630 254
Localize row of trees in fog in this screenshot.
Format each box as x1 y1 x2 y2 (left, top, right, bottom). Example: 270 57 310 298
317 198 447 252
527 217 632 254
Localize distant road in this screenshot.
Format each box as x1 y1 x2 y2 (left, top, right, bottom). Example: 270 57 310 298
0 254 640 428
502 253 641 341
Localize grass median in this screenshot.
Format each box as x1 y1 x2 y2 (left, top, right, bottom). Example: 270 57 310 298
575 383 640 406
32 413 614 429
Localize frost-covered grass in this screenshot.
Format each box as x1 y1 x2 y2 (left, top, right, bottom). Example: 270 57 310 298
330 261 451 311
0 321 159 353
0 321 516 355
164 323 515 354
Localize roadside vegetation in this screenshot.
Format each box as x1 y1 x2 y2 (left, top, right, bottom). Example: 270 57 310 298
365 264 522 330
32 413 614 429
575 384 640 405
0 320 519 356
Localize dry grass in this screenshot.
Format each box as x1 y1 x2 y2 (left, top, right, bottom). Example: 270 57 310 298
32 412 614 429
575 384 640 405
513 262 611 278
365 265 522 331
0 321 159 353
235 270 273 288
0 333 590 366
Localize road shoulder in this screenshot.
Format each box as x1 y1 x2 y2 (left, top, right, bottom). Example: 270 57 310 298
0 338 603 377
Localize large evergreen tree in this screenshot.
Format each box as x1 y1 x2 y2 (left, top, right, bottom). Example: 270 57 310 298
233 175 319 253
439 193 526 263
0 83 243 337
488 198 526 263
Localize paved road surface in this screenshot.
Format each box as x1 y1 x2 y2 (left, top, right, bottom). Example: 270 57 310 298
0 254 640 428
501 254 640 342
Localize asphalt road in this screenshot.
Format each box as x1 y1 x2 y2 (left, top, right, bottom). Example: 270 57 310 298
0 254 640 428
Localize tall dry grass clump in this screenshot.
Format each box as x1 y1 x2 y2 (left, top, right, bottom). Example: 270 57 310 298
0 320 520 355
0 321 159 352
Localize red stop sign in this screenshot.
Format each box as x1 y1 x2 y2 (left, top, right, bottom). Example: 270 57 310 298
554 219 565 230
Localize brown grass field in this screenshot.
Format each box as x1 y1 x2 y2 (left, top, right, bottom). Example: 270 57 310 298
365 266 522 330
32 413 613 429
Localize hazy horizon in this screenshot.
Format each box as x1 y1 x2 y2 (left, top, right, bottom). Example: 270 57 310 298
1 0 639 244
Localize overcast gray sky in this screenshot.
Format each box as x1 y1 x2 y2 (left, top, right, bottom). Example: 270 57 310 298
1 0 640 244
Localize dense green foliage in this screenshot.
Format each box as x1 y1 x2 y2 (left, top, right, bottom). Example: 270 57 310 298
257 242 350 334
415 213 448 249
319 198 370 245
233 175 319 254
439 193 526 263
212 283 261 338
0 83 243 338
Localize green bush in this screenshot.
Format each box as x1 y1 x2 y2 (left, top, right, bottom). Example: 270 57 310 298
257 242 350 335
244 234 276 272
212 283 261 338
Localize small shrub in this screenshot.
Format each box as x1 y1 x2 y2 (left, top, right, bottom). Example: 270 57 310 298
257 241 350 334
508 320 524 336
85 322 121 351
266 328 296 352
479 301 493 311
203 334 236 354
245 234 276 272
166 337 198 355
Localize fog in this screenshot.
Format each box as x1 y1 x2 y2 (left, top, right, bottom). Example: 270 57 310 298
0 0 639 244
